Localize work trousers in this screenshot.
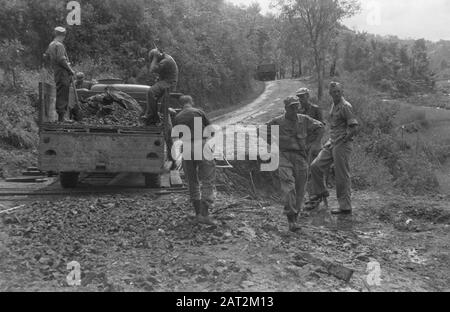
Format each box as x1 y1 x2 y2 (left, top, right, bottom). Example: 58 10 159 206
146 80 177 122
306 143 322 195
54 69 71 115
278 151 308 217
183 158 216 207
310 141 353 211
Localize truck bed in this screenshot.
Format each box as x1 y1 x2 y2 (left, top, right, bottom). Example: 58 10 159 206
40 122 164 134
39 123 166 173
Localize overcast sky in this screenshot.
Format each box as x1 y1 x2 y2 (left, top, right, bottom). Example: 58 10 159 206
226 0 450 41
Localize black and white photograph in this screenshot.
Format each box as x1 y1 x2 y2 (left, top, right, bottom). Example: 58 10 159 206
0 0 449 295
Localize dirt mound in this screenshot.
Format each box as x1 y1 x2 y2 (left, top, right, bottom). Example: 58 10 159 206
378 198 450 232
75 102 143 127
216 159 280 200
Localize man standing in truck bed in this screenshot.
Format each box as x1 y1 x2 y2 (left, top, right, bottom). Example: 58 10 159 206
43 27 75 122
142 48 179 125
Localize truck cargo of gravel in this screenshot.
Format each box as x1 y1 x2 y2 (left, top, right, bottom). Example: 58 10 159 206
37 82 170 188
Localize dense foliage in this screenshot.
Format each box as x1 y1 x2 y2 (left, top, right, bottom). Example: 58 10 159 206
0 0 280 108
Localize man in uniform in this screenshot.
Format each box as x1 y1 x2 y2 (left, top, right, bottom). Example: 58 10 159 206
43 27 75 122
307 82 359 214
296 87 325 197
267 97 324 232
142 48 179 125
172 95 216 225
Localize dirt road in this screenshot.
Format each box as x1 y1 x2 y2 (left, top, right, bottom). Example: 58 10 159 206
0 79 449 292
213 79 301 126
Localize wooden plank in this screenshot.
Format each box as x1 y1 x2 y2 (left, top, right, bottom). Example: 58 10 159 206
294 252 354 283
6 177 47 183
170 170 183 187
22 171 45 177
160 172 171 188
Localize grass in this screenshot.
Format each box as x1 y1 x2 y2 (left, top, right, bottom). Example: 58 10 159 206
306 73 446 195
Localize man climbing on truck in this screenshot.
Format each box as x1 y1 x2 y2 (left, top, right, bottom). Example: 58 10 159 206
142 47 179 125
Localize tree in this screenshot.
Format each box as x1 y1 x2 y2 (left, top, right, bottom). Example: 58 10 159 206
278 0 359 99
279 15 308 77
399 44 410 68
0 40 24 88
411 39 430 78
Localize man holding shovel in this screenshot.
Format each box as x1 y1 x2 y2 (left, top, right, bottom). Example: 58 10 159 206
43 26 76 122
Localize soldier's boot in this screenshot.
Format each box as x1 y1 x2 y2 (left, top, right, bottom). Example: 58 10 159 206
58 112 72 123
304 192 330 211
197 201 216 226
287 214 302 233
192 200 202 219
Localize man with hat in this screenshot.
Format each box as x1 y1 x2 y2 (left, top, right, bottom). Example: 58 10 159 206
266 97 324 232
296 87 324 195
142 48 179 125
43 27 76 122
306 82 359 214
296 88 323 124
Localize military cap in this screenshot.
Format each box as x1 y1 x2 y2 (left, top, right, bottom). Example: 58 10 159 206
54 26 66 35
284 96 299 106
296 87 310 96
329 81 343 91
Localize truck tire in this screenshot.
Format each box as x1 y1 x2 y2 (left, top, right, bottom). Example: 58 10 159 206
60 172 79 188
144 173 160 188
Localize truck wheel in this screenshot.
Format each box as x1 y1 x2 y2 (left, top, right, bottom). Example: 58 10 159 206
144 173 160 188
60 172 79 188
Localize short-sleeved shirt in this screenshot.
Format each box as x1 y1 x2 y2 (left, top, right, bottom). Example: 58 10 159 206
173 105 210 142
154 54 178 83
329 97 358 144
267 114 324 158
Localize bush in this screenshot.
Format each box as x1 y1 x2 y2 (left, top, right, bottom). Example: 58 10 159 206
351 141 393 191
393 153 439 195
327 73 441 195
0 93 38 149
74 56 124 82
378 79 396 92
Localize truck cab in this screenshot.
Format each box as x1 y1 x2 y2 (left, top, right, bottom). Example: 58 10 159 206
256 64 277 81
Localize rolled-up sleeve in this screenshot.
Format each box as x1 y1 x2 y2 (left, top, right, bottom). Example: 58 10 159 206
305 116 325 146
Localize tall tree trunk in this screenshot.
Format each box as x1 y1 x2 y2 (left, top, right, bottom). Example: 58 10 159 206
317 65 324 100
330 42 338 77
314 47 324 100
322 51 326 81
12 69 16 88
291 58 295 78
297 57 302 77
330 59 336 77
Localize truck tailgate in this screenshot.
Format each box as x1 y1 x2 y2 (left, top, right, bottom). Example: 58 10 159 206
38 125 166 173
